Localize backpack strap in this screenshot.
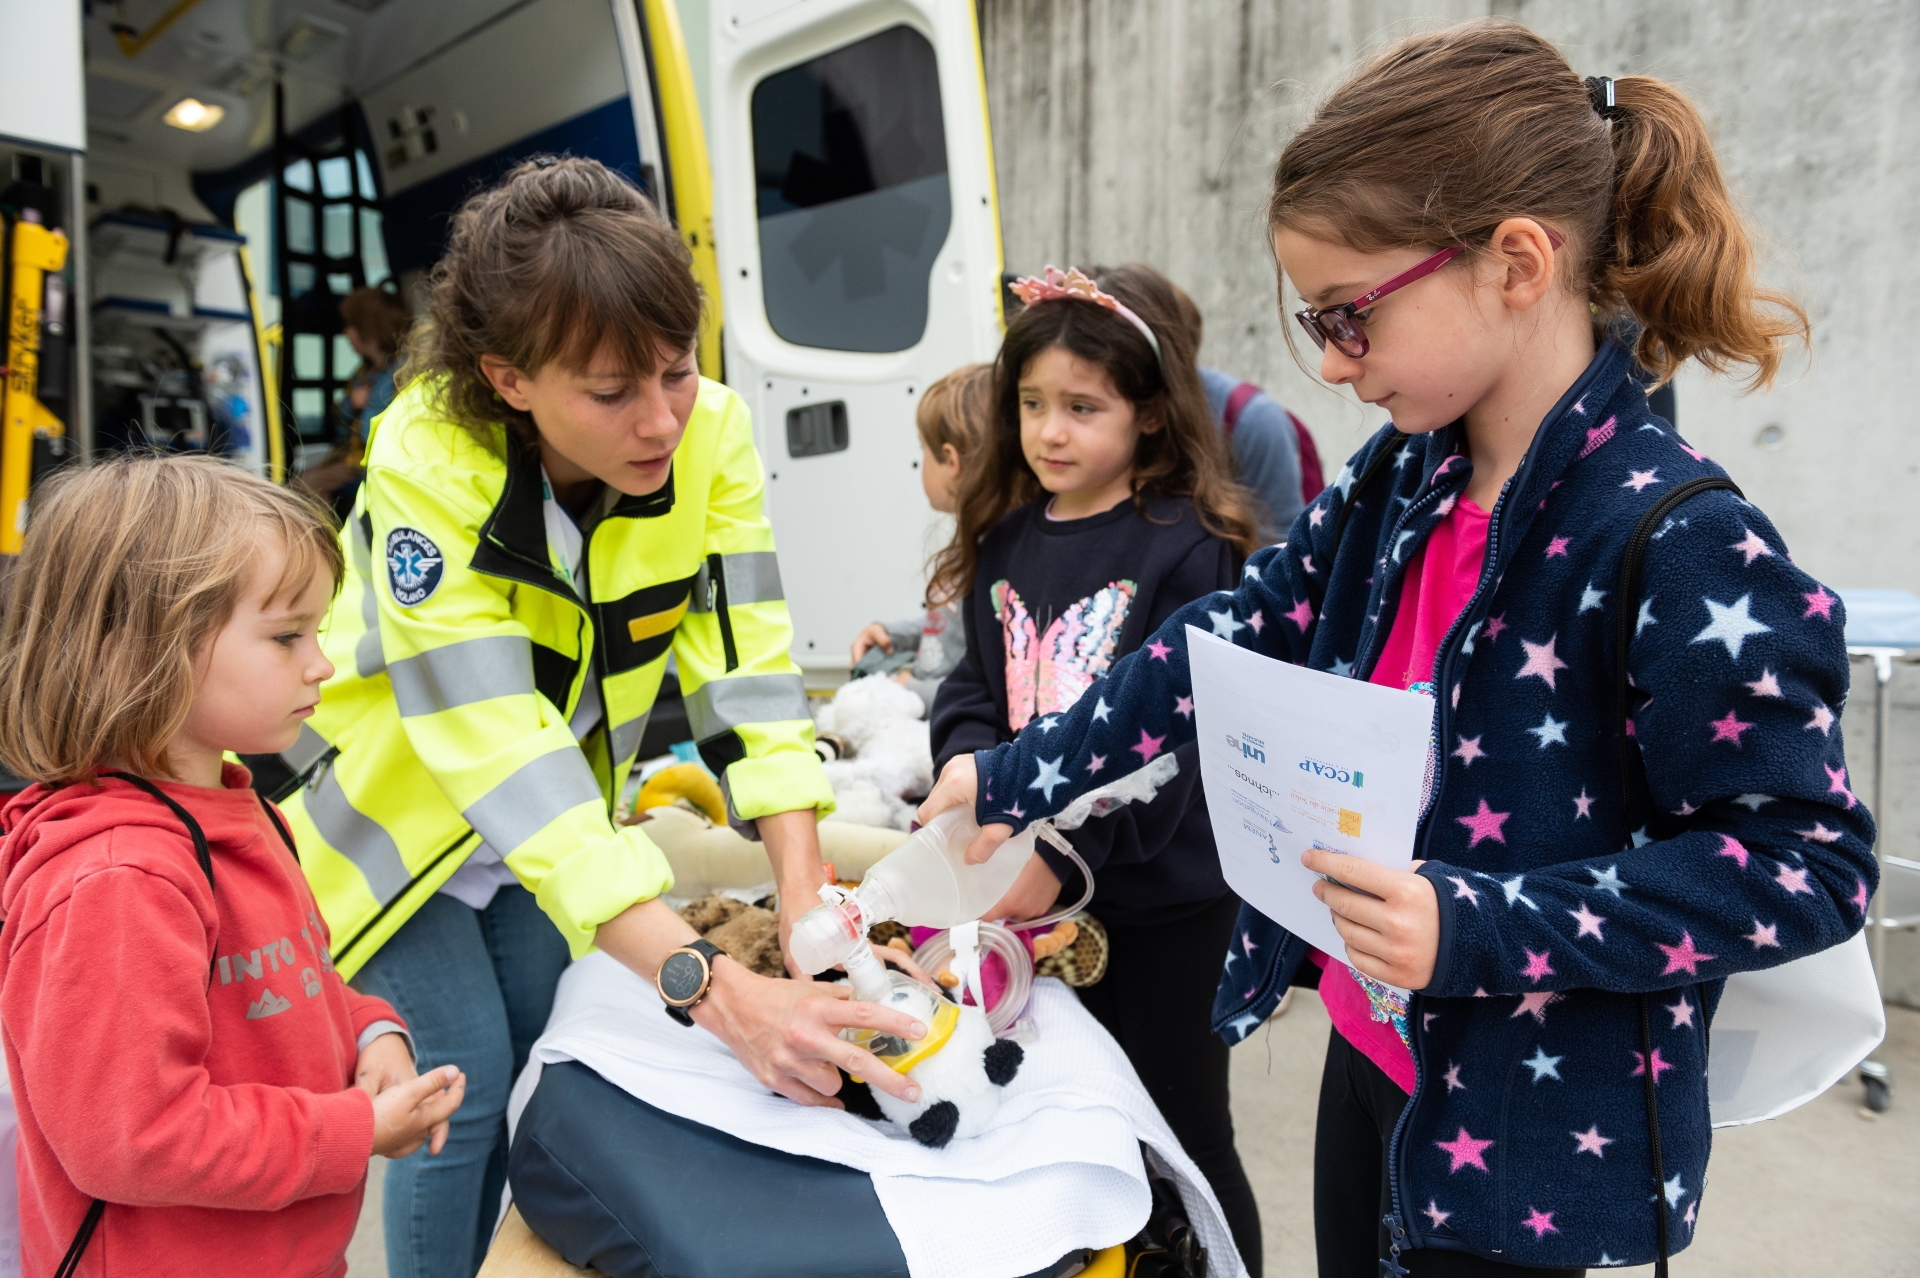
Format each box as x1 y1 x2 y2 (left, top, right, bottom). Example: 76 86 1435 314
1221 381 1262 436
56 771 224 1274
1609 473 1742 1278
1289 411 1326 508
254 791 301 864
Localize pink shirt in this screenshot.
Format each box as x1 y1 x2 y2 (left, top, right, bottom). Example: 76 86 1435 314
1317 495 1489 1093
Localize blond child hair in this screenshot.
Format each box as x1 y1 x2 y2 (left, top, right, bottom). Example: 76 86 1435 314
0 453 343 786
914 363 993 460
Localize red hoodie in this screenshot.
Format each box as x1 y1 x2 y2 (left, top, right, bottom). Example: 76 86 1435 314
0 765 400 1277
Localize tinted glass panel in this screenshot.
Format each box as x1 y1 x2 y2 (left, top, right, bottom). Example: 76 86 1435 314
751 25 950 353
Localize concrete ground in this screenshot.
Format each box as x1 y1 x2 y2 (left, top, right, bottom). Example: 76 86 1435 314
348 994 1920 1276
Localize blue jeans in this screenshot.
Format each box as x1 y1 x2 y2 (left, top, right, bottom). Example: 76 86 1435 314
352 886 571 1278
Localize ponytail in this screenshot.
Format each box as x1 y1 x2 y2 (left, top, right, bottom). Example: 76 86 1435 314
1269 19 1807 391
1598 76 1808 388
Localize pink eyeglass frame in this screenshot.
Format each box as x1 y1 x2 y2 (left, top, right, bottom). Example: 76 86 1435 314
1295 229 1566 358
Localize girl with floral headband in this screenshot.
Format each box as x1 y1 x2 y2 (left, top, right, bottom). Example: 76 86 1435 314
928 262 1267 1274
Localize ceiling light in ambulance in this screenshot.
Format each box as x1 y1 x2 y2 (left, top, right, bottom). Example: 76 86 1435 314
163 98 225 132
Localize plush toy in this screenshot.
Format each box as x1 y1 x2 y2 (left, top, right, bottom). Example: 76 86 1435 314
850 968 1026 1149
813 675 934 831
677 893 786 978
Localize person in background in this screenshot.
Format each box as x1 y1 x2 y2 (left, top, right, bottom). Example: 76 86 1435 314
1161 278 1321 541
927 263 1267 1275
848 363 992 711
300 286 413 519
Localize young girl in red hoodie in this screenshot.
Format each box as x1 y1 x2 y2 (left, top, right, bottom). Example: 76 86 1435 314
0 455 467 1277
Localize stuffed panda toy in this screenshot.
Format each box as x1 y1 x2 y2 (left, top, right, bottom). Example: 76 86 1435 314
852 968 1025 1148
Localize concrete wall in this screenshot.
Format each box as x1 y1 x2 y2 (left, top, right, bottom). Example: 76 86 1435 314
978 0 1920 998
978 0 1920 598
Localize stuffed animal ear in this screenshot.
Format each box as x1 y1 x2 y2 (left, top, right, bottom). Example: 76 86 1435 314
907 1100 961 1148
983 1039 1024 1087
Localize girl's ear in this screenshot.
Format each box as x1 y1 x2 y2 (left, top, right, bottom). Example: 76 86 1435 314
940 443 961 470
1489 217 1561 313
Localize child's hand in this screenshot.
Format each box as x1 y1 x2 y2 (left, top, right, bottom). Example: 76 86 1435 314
371 1065 466 1159
1304 848 1440 990
355 1031 415 1099
850 623 893 663
986 852 1064 922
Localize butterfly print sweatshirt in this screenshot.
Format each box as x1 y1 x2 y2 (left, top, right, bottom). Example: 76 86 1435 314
0 766 402 1277
968 341 1877 1268
931 494 1240 924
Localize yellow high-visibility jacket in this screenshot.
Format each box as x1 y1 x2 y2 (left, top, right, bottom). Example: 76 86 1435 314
281 376 831 978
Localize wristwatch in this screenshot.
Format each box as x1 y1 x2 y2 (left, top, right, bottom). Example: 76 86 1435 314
657 938 727 1026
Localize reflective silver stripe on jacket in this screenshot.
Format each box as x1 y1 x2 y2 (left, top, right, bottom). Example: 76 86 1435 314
609 712 650 765
280 723 333 776
351 519 385 678
461 746 604 856
687 551 785 611
306 764 411 905
388 635 536 718
684 672 810 740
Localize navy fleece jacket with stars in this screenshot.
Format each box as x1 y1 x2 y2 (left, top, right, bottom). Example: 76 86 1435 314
970 341 1877 1269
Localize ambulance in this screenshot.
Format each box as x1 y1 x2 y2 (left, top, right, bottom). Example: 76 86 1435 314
0 0 1005 685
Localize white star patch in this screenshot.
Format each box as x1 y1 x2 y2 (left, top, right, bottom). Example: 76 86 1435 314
1207 608 1245 639
1528 713 1569 748
1588 865 1627 897
1028 756 1069 801
1522 1046 1564 1083
1690 594 1772 661
1636 596 1657 636
1092 696 1113 723
1579 583 1607 612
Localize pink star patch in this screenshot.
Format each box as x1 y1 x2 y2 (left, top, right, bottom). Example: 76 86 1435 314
1798 822 1841 844
1826 764 1856 808
1571 1125 1613 1157
1453 735 1486 767
1730 529 1773 565
1247 609 1266 634
1308 504 1327 528
1482 613 1509 642
1775 863 1811 895
1283 598 1316 631
1434 1127 1495 1173
1667 995 1694 1028
1130 729 1166 763
1802 586 1836 620
1146 639 1172 662
1173 695 1194 719
1745 669 1783 697
1423 1200 1452 1229
1631 1047 1674 1083
1805 703 1835 735
1851 878 1871 915
1515 635 1569 689
1679 441 1708 462
1456 798 1511 847
1744 920 1779 948
1656 931 1717 976
1545 536 1571 558
1085 754 1106 774
1715 834 1751 868
1569 902 1606 940
1521 1207 1558 1240
1709 709 1754 745
1572 788 1594 818
1511 991 1561 1025
1521 949 1555 983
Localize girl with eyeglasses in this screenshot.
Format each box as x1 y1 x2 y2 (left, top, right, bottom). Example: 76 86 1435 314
921 19 1875 1277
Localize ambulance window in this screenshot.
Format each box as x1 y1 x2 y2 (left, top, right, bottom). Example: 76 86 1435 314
750 25 950 353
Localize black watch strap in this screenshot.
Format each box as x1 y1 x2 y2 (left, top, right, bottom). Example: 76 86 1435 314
659 938 727 1026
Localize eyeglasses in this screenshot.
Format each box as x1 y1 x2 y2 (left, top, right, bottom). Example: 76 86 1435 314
1294 247 1460 360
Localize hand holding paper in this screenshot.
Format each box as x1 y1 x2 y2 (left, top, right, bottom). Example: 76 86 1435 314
1305 848 1440 990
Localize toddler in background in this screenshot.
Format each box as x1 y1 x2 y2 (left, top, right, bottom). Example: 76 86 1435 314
849 362 992 712
0 455 464 1278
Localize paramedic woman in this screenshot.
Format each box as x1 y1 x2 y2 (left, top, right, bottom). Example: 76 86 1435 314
277 157 923 1278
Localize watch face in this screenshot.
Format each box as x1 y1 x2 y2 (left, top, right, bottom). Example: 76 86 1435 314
659 950 708 1005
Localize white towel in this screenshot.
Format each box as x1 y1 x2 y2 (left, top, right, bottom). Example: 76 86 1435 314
506 953 1247 1278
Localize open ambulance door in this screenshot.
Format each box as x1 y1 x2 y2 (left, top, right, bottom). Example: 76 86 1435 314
708 0 1004 670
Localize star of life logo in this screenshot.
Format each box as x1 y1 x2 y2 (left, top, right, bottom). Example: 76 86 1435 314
386 527 445 607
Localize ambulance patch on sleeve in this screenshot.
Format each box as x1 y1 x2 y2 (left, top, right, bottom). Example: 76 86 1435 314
386 528 445 606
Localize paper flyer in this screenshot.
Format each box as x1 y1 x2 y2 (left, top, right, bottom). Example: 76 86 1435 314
1185 626 1431 961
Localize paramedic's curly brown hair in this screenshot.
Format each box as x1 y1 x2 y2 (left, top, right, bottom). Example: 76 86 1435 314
404 155 704 448
1269 19 1807 388
0 455 343 786
929 264 1257 604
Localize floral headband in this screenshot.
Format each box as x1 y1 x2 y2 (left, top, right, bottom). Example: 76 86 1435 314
1008 266 1164 368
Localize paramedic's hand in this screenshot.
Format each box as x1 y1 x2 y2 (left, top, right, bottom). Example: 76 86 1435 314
851 622 894 663
371 1065 466 1159
986 853 1064 922
694 958 928 1109
1305 849 1440 991
918 754 1014 866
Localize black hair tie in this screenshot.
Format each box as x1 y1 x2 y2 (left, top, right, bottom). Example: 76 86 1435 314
1586 75 1625 121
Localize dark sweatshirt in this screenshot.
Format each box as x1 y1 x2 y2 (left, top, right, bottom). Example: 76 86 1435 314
930 494 1238 924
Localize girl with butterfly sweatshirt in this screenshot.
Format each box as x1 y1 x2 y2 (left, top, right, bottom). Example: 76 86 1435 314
929 262 1266 1274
